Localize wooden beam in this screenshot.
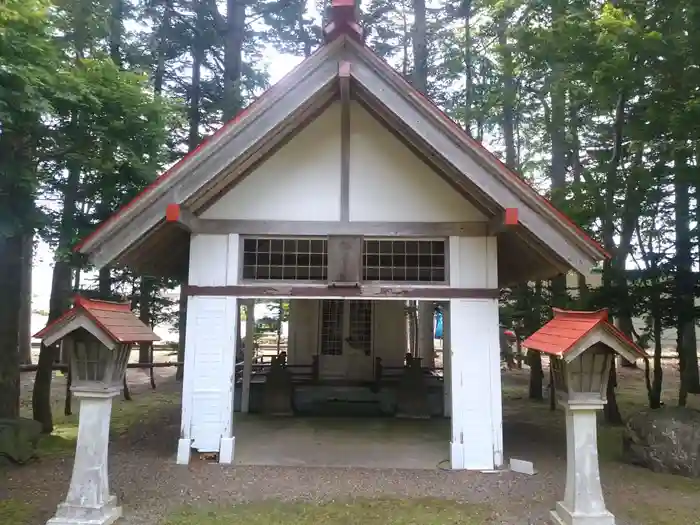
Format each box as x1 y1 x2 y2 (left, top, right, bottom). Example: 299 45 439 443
165 203 201 232
339 60 351 222
487 208 518 235
187 219 487 237
185 284 499 299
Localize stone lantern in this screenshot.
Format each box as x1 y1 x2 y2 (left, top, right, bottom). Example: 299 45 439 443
523 308 645 525
34 296 159 525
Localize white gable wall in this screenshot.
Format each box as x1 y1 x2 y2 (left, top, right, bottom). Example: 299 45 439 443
201 102 484 223
202 105 342 221
349 103 484 222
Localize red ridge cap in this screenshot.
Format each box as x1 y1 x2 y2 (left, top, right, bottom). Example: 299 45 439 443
75 296 131 313
324 0 363 43
551 307 609 322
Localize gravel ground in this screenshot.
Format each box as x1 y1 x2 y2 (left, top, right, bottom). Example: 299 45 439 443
5 365 697 525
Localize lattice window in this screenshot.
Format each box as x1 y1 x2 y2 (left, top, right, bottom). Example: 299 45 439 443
348 301 372 355
362 239 447 283
72 339 107 382
320 300 344 355
242 237 328 281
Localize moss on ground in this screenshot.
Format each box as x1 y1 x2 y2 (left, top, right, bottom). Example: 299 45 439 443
0 499 35 524
162 498 494 525
36 390 179 457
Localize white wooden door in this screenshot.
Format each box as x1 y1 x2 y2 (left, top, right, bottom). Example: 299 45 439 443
319 300 373 380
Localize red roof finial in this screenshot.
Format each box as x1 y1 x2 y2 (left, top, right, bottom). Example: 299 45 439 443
324 0 363 43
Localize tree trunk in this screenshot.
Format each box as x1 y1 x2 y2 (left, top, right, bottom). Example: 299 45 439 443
461 0 473 134
153 1 172 97
109 0 123 66
223 0 245 120
498 7 516 170
139 277 153 364
18 233 33 365
411 0 428 95
604 358 623 425
33 152 81 433
600 90 626 423
528 350 544 400
527 281 544 400
649 277 663 409
177 1 206 381
0 234 24 419
674 147 699 405
98 266 111 298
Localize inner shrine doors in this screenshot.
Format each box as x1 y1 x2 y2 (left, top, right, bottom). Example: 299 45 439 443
318 299 374 381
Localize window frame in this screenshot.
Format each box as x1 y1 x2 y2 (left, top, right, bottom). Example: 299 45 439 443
361 236 450 285
239 235 330 284
238 235 450 286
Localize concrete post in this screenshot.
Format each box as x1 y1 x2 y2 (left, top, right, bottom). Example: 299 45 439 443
242 300 255 413
442 302 451 417
417 301 435 367
47 388 121 525
551 398 614 525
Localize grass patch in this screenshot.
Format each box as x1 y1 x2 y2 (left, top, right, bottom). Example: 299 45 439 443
163 498 494 525
0 499 35 523
625 501 700 525
36 390 179 458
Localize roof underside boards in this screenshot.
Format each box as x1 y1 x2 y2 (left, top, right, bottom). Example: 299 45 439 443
77 36 605 286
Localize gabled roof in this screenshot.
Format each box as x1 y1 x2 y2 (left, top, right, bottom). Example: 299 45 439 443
34 296 160 348
522 308 645 362
75 0 606 284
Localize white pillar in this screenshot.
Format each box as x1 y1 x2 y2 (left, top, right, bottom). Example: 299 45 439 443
442 302 451 417
449 298 503 470
418 301 435 367
47 388 121 525
242 300 255 413
551 398 614 525
177 233 239 465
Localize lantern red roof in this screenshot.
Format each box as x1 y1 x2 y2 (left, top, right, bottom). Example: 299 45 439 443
522 308 645 359
34 296 160 345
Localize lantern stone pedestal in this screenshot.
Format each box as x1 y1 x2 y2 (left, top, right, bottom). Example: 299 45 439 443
550 397 614 525
46 387 122 525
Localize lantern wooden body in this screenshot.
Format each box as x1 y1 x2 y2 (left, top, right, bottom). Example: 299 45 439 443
550 343 614 403
62 329 132 390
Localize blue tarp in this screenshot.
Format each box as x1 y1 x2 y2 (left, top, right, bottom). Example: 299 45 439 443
435 309 443 339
